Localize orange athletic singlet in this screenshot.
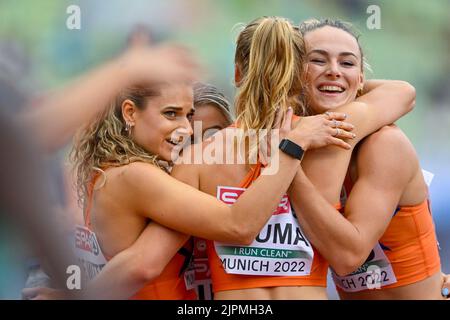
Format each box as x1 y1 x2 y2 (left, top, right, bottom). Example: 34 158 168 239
75 169 196 300
207 162 339 293
332 173 441 293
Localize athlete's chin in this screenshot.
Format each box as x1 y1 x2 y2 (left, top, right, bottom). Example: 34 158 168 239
161 145 183 163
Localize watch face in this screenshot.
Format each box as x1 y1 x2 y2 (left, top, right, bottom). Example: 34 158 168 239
279 139 303 160
280 139 289 149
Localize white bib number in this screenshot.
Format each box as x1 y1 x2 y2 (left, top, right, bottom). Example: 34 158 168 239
332 243 397 292
214 186 314 276
73 225 107 280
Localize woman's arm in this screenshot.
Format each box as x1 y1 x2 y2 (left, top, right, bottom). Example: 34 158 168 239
0 112 77 290
17 45 200 152
82 223 189 299
105 110 352 245
286 80 416 273
22 222 189 300
122 149 300 245
289 126 418 275
334 79 415 148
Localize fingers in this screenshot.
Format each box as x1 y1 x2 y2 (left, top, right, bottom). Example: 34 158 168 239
328 137 352 150
330 127 356 141
124 43 202 86
328 119 355 131
338 121 354 132
324 111 347 121
152 44 203 82
281 107 293 132
160 43 193 56
166 45 202 76
273 107 282 129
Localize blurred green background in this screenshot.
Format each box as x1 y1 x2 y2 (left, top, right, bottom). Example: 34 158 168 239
0 0 449 298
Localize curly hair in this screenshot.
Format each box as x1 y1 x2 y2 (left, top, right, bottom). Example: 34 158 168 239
70 86 165 208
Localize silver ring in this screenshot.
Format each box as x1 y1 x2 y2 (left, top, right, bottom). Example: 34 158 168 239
325 111 331 119
333 128 340 137
333 119 338 128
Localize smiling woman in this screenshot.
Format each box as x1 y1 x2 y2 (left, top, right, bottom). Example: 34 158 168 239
286 18 446 300
120 84 195 162
302 21 365 114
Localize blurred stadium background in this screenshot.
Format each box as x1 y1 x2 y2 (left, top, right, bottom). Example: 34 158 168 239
0 0 448 299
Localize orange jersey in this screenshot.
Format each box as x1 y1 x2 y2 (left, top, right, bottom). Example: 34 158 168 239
129 240 196 300
80 170 196 300
207 162 336 293
332 173 441 292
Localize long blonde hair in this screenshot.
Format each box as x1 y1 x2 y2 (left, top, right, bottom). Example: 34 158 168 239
70 86 164 208
234 16 306 131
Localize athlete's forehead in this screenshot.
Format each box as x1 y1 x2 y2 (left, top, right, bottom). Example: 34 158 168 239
304 26 360 59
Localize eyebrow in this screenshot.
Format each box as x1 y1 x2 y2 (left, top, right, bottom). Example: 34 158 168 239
163 105 195 112
308 49 358 59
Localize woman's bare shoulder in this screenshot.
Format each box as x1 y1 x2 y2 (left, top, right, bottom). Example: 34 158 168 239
356 125 418 175
102 162 168 193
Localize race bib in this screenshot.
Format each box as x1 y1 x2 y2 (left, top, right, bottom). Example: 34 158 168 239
332 243 397 292
73 225 107 280
214 186 314 276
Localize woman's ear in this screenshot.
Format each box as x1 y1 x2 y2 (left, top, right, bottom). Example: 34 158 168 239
359 72 365 90
121 99 137 125
356 72 365 97
234 64 242 87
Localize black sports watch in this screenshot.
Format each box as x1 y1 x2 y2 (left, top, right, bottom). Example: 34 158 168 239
279 138 305 161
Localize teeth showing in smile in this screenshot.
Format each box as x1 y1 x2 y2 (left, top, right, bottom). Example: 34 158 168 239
166 139 178 146
318 85 345 93
166 138 183 146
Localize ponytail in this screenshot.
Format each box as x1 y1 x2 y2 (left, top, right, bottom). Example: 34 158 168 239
234 16 306 131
